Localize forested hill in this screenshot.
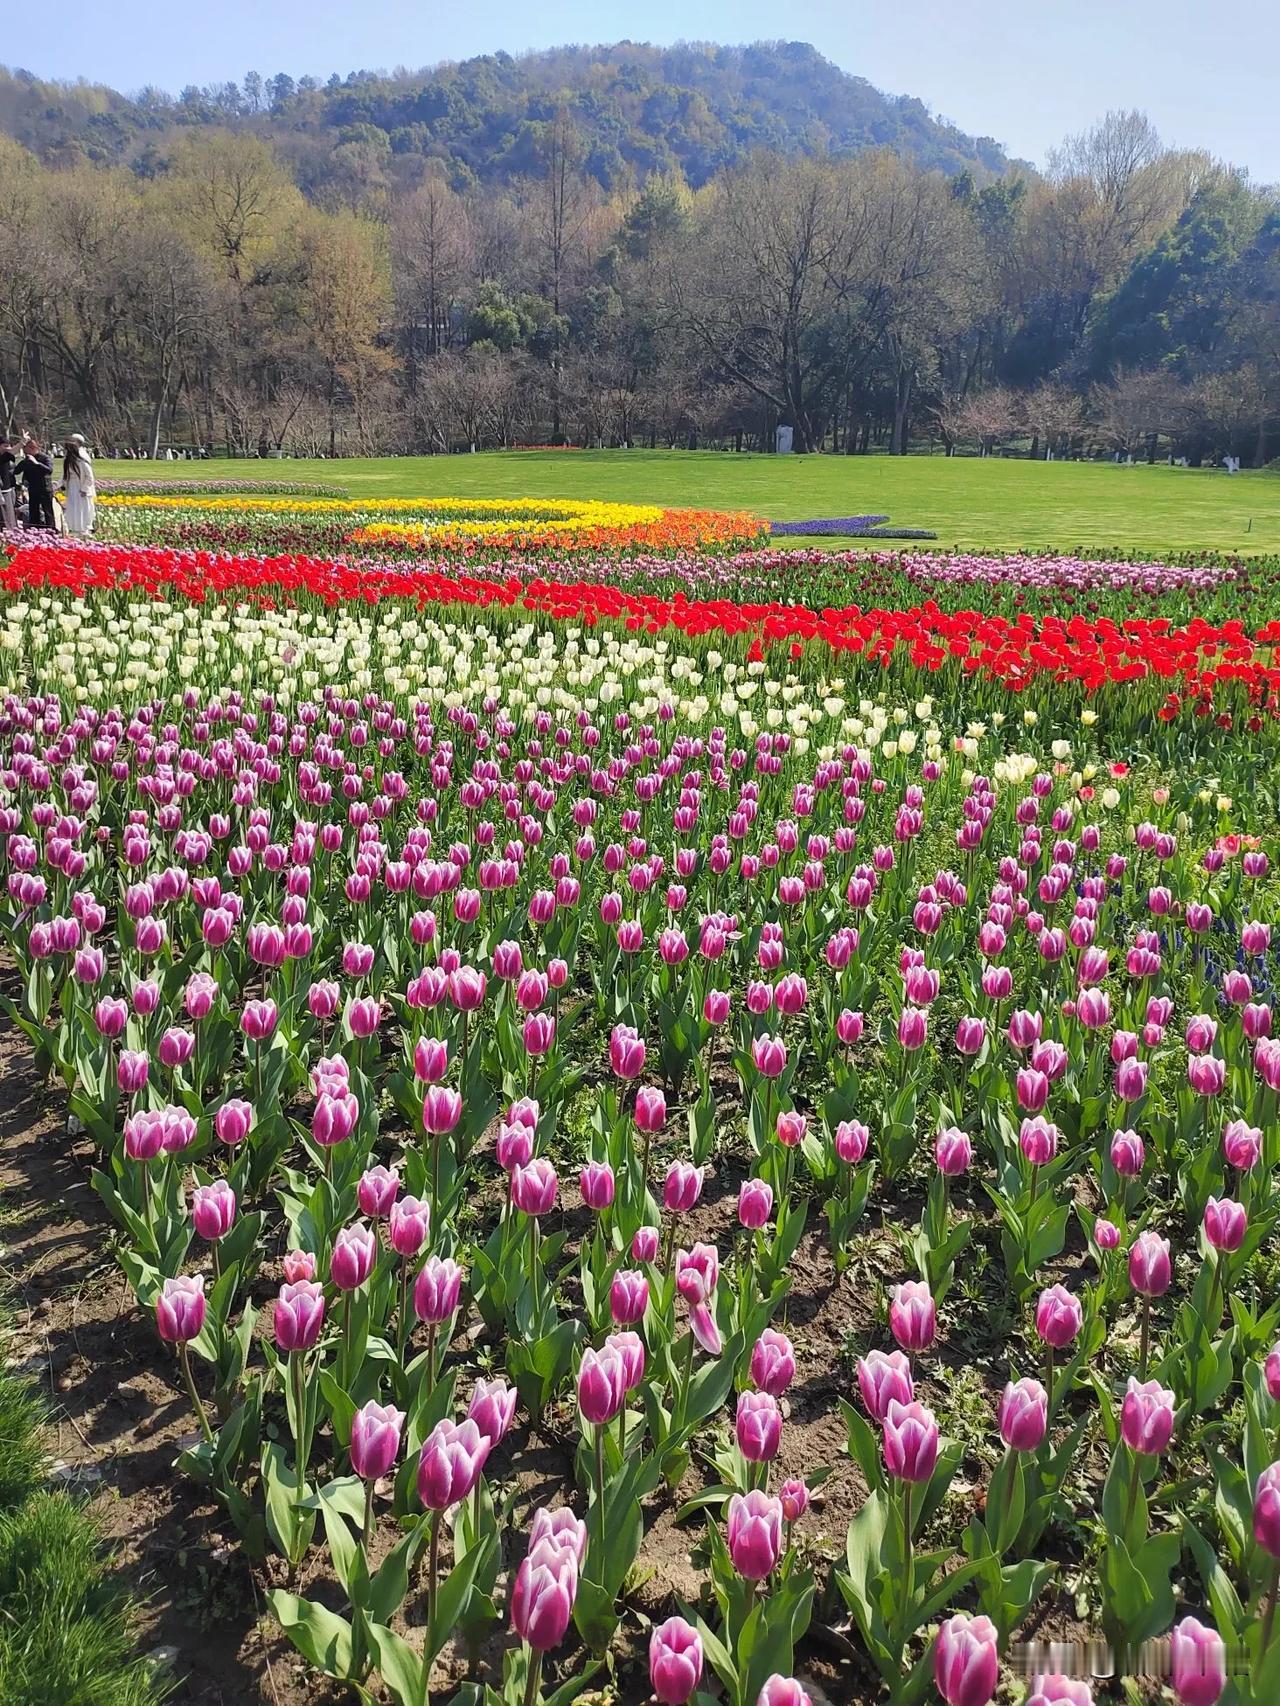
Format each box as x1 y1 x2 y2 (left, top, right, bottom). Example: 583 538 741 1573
0 41 1013 191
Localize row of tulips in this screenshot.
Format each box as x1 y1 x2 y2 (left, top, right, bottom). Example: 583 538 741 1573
3 623 1280 1702
3 542 1280 737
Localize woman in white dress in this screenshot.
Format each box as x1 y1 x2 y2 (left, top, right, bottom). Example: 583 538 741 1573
60 434 96 535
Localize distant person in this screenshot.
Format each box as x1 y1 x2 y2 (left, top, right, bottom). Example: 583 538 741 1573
0 439 16 530
60 434 96 535
17 437 55 529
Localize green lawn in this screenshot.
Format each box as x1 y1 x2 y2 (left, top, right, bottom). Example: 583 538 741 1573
96 450 1280 555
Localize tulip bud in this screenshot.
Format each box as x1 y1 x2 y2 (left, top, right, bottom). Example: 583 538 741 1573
1119 1376 1175 1455
725 1489 783 1579
156 1274 206 1343
1168 1616 1226 1706
889 1280 936 1353
882 1398 939 1482
649 1616 704 1706
998 1377 1048 1452
350 1399 405 1481
934 1612 1000 1706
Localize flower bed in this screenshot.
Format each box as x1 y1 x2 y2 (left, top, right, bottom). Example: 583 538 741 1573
3 525 1280 1706
95 496 768 559
3 540 1277 735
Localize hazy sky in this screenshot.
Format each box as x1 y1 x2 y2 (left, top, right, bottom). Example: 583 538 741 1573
10 0 1280 182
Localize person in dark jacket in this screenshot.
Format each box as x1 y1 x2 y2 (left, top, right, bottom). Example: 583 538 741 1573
0 439 15 531
17 437 55 529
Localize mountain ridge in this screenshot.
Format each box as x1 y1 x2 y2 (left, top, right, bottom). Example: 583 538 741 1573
0 39 1019 191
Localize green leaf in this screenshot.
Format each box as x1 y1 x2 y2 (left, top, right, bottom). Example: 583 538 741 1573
366 1621 424 1706
267 1591 354 1680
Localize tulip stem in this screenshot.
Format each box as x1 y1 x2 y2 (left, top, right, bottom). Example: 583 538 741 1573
1139 1295 1151 1381
142 1168 155 1243
426 1507 442 1657
397 1265 410 1362
178 1343 214 1445
1123 1447 1141 1539
426 1321 437 1391
527 1211 539 1310
430 1131 441 1223
593 1424 606 1562
618 1399 628 1463
292 1350 311 1485
521 1647 543 1706
1044 1344 1055 1422
362 1477 375 1550
1262 1557 1280 1653
900 1480 914 1642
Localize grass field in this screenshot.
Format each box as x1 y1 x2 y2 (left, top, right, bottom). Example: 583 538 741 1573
93 449 1280 554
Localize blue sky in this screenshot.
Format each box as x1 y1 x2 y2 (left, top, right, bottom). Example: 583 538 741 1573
11 0 1280 181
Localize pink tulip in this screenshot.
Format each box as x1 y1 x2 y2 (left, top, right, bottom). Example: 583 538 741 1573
1035 1284 1082 1349
1094 1218 1121 1251
836 1009 864 1046
882 1398 939 1482
834 1119 869 1163
156 1274 207 1343
1026 1678 1093 1706
512 1157 558 1216
1265 1345 1280 1402
779 1477 809 1522
577 1344 626 1426
388 1194 430 1259
725 1489 783 1579
998 1378 1048 1452
282 1249 316 1284
935 1127 972 1176
955 1015 985 1055
1204 1196 1248 1253
331 1222 377 1291
610 1269 649 1325
1253 1462 1280 1557
889 1280 936 1353
358 1165 400 1218
608 1023 645 1079
635 1085 667 1133
417 1417 489 1510
857 1349 914 1421
422 1085 462 1135
1128 1231 1172 1296
751 1033 787 1078
413 1036 449 1083
663 1160 702 1213
606 1330 645 1391
736 1389 782 1461
118 1050 150 1094
898 1006 928 1050
580 1161 615 1212
756 1680 812 1706
934 1612 1000 1706
649 1616 703 1706
313 1089 359 1148
241 998 278 1041
738 1176 774 1229
1168 1616 1226 1706
350 1399 405 1481
468 1377 518 1446
414 1255 463 1324
631 1224 660 1263
1120 1377 1175 1455
509 1530 578 1651
750 1328 796 1397
191 1179 236 1242
275 1278 326 1351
